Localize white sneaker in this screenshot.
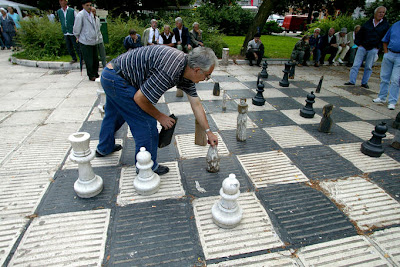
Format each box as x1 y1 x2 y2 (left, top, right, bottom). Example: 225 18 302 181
388 104 396 110
373 98 386 103
338 58 344 64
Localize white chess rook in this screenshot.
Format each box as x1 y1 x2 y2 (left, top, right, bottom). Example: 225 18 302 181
68 132 103 198
134 147 161 195
95 78 106 117
212 173 243 228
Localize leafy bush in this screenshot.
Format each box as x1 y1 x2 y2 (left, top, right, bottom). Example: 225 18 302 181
18 17 66 60
262 21 283 35
306 15 367 36
365 0 400 24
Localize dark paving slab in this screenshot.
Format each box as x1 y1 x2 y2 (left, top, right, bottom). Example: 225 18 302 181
284 145 363 180
164 91 188 103
327 107 365 122
108 199 204 267
37 166 120 215
383 144 400 163
291 80 317 88
266 97 303 110
299 123 364 145
369 169 400 202
277 87 309 97
242 80 275 89
212 75 239 82
227 89 255 99
219 129 280 155
80 121 127 140
202 100 237 114
336 85 375 96
173 114 217 135
319 96 362 107
248 110 297 128
258 183 358 247
196 82 214 91
179 156 251 197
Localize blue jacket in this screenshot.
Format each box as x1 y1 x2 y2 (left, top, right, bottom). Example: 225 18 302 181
123 34 142 50
309 34 322 49
355 17 389 50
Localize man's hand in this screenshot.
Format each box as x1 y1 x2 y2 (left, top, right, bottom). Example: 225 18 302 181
188 44 192 50
254 52 258 59
158 114 176 129
207 131 218 147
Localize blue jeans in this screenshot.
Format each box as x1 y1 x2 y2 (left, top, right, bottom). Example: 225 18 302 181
349 46 378 85
312 48 321 63
1 31 15 48
378 51 400 105
97 67 159 170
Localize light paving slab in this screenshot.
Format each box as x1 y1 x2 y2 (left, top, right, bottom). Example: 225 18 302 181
237 151 309 187
0 99 29 112
341 107 391 120
63 139 123 169
264 125 322 148
329 143 400 173
37 88 73 98
117 161 185 206
58 95 97 109
320 176 400 231
3 89 43 100
0 125 37 163
281 109 322 124
175 132 229 159
167 101 193 116
219 82 247 90
0 110 50 126
0 218 29 267
293 97 330 109
207 250 296 266
251 88 288 98
18 97 64 111
193 192 284 260
0 112 11 122
337 121 394 141
369 227 400 265
8 209 110 267
235 75 258 82
297 235 392 266
210 112 257 130
45 106 92 123
234 98 276 111
197 90 226 101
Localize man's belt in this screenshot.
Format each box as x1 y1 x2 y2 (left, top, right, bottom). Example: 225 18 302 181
110 62 127 80
389 49 400 54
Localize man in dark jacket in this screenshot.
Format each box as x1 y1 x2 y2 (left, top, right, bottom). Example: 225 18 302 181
319 28 338 65
57 0 80 64
173 17 192 53
345 6 389 88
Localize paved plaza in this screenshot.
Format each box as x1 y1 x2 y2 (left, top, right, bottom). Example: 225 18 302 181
0 49 399 266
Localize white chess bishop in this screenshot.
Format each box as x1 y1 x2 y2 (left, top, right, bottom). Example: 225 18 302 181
133 147 161 195
212 173 242 228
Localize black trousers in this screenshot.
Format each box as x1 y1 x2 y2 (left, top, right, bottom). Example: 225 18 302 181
246 44 265 65
320 46 338 64
64 35 80 61
80 43 99 79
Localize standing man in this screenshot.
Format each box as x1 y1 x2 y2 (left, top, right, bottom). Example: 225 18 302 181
57 0 80 64
173 17 191 53
334 28 350 64
7 7 20 29
123 29 142 50
96 46 218 175
319 28 338 66
345 6 389 89
142 19 159 46
246 33 264 66
373 20 400 110
73 0 99 81
91 7 106 68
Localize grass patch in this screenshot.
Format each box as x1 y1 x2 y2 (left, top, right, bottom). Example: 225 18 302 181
222 35 298 59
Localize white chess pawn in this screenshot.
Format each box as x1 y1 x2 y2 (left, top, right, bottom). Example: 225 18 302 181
211 173 242 228
95 77 106 117
133 147 161 195
69 132 103 198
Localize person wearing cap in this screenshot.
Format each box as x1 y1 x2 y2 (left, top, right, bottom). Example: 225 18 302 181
73 0 100 81
346 25 361 67
319 27 338 66
246 33 264 66
57 0 80 64
0 7 15 50
373 20 400 110
96 46 219 176
333 28 350 64
345 6 389 89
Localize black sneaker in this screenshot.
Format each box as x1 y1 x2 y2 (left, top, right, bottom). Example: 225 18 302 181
95 144 123 157
361 84 369 89
135 164 170 175
344 82 355 86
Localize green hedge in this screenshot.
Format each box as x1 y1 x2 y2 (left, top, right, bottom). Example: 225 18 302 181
306 15 368 36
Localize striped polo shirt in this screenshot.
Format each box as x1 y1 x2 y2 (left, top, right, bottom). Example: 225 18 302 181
112 45 197 104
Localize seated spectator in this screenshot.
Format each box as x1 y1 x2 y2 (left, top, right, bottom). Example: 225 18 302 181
123 29 142 51
190 22 204 48
320 27 338 66
346 25 361 67
334 28 350 64
309 28 322 67
158 25 176 47
246 33 264 66
173 17 192 53
291 35 310 66
142 19 159 46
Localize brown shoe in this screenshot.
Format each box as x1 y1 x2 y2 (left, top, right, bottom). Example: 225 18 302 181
89 77 96 81
314 63 319 67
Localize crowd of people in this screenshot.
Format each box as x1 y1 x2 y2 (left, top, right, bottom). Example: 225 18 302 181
0 7 21 50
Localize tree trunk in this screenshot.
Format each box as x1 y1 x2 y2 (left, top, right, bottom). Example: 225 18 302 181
240 0 280 56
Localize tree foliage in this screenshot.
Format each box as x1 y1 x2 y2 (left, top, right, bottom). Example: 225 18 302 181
365 0 400 24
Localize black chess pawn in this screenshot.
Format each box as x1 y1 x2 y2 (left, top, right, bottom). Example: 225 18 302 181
279 62 291 87
316 75 324 93
300 91 316 118
260 61 268 79
252 74 265 106
213 82 220 96
393 112 400 129
318 104 333 133
289 61 296 79
361 122 388 157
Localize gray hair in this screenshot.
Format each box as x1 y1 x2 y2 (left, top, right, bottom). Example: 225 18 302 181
314 28 320 33
354 25 361 31
175 17 182 23
150 19 157 24
163 25 170 30
188 47 218 72
374 6 387 14
192 22 199 27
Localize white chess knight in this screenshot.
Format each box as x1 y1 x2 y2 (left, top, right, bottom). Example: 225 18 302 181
212 173 242 228
68 132 103 198
133 147 161 195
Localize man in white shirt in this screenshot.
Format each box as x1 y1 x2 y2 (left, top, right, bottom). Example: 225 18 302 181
158 25 176 47
142 19 159 46
334 28 350 64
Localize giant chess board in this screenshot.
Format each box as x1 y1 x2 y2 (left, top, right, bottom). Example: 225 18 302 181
1 64 400 267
